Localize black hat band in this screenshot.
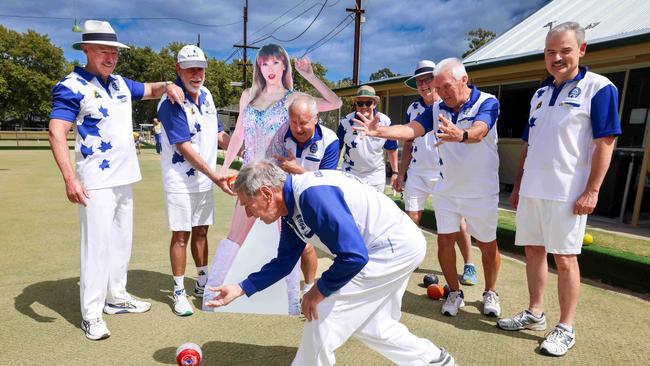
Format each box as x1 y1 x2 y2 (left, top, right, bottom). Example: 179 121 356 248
82 33 118 42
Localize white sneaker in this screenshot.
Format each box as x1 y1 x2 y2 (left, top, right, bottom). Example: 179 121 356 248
498 309 547 331
539 325 575 356
81 318 110 340
441 290 464 316
482 290 501 317
104 295 152 315
429 347 456 365
173 290 194 316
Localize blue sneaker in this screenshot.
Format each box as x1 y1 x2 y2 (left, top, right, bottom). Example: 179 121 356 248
460 264 477 285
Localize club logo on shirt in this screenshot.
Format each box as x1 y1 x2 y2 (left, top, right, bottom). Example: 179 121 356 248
309 143 318 153
94 90 102 99
568 87 581 98
535 101 542 110
111 81 119 91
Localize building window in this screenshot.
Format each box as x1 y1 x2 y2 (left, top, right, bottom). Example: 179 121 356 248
617 68 649 148
495 81 540 139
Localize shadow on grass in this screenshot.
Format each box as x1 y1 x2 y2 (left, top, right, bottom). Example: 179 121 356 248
14 269 172 327
153 341 297 365
401 291 545 343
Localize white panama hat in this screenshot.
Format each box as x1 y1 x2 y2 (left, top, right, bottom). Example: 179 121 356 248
72 20 129 50
404 60 436 89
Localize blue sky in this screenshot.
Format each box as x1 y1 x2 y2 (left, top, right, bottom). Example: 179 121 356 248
0 0 549 82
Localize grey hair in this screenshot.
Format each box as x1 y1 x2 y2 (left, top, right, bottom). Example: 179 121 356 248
233 159 287 197
288 94 318 119
547 21 585 46
434 58 467 81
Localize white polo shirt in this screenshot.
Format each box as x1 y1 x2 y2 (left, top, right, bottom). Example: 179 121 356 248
157 80 220 193
50 66 144 190
337 111 398 186
520 67 622 202
240 170 410 297
405 97 440 180
282 123 339 171
415 86 500 198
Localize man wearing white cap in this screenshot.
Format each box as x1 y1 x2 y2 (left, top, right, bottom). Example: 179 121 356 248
395 60 477 286
157 45 224 317
48 20 185 340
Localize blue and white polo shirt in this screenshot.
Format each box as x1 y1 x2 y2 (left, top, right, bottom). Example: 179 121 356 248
337 111 398 186
283 123 339 171
50 66 144 190
157 79 220 193
415 85 500 198
240 170 409 297
520 67 621 202
405 97 440 180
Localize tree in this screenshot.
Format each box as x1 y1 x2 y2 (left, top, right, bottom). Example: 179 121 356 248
463 28 497 58
369 67 398 81
0 26 67 127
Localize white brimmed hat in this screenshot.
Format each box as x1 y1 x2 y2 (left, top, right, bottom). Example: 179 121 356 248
72 20 129 50
177 45 208 69
404 60 436 89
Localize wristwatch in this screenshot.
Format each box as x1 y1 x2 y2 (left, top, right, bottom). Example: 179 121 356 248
164 81 173 88
460 130 468 143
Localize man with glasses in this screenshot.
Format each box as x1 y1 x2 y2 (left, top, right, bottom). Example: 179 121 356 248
337 85 398 192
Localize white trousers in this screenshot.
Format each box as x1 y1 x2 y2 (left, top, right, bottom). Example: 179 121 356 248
292 215 440 366
78 185 133 320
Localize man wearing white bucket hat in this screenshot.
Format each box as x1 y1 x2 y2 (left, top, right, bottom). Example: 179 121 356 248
396 60 477 286
48 19 185 340
156 45 227 317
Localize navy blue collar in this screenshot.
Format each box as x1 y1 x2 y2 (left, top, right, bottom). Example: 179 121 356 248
174 76 206 108
439 84 480 113
541 66 588 88
75 65 115 90
285 123 323 147
283 175 295 218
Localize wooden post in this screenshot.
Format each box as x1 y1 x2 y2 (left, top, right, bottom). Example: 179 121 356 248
631 124 650 226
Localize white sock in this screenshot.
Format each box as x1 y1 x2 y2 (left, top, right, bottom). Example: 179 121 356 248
557 323 574 333
173 275 185 293
196 266 208 286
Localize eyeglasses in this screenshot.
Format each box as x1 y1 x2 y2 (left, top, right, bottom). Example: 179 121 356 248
355 101 374 108
415 76 433 86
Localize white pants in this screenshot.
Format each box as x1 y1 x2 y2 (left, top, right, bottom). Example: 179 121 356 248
78 185 133 320
292 215 440 366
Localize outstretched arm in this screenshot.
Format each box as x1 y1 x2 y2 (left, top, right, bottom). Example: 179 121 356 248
353 111 425 140
294 58 342 112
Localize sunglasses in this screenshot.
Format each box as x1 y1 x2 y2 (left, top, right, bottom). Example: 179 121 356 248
355 101 374 108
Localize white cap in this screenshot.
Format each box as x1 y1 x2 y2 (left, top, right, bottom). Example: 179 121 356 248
177 45 207 69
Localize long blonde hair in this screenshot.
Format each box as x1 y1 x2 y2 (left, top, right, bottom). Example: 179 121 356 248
249 44 293 104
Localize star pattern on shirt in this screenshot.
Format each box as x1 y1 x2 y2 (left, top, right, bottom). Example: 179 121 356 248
536 89 545 98
78 115 102 140
99 159 110 170
80 144 94 158
186 168 196 177
194 122 202 133
529 117 537 128
99 140 112 152
98 106 109 117
172 151 185 164
350 140 358 149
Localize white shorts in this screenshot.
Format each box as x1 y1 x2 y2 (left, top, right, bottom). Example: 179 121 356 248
515 196 586 255
164 190 214 232
433 193 498 243
403 174 437 211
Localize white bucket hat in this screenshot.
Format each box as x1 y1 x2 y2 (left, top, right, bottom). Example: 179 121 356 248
404 60 436 89
72 20 129 50
177 45 208 69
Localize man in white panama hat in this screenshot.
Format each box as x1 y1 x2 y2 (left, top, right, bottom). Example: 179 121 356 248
48 19 185 340
396 60 477 286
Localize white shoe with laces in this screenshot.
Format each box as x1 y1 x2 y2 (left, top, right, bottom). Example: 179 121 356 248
482 290 501 317
81 318 110 340
173 290 194 317
441 290 464 317
429 347 456 365
103 295 151 315
540 325 575 356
